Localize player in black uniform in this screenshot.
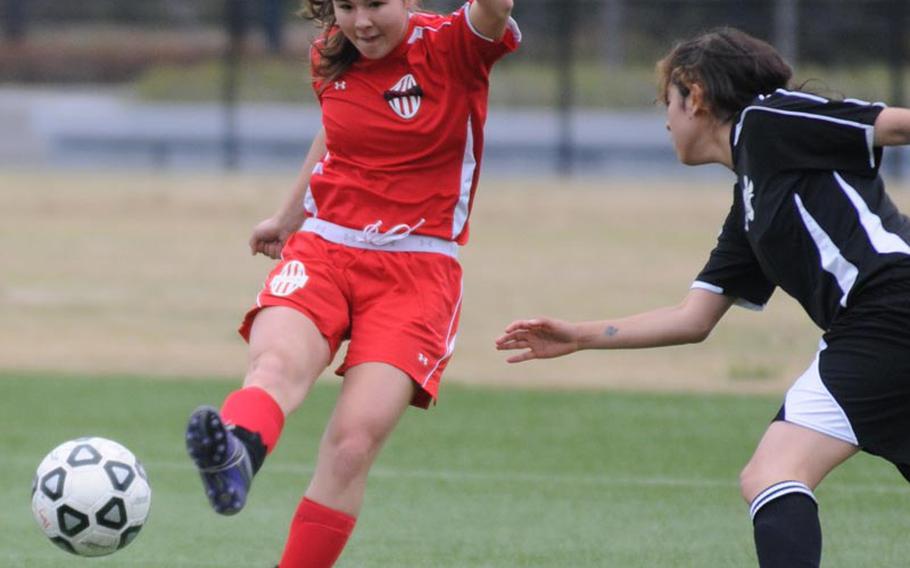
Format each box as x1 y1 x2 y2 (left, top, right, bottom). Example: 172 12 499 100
496 28 910 567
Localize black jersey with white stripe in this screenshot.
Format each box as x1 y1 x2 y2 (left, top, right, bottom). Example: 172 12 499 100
694 89 910 330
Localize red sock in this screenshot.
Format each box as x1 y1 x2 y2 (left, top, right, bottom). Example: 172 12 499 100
220 386 285 453
278 498 356 568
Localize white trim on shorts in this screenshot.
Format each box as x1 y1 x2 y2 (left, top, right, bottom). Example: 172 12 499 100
300 217 459 258
783 339 859 446
421 277 464 388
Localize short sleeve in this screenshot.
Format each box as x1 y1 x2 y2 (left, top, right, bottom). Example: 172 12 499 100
692 188 776 310
423 1 520 76
734 91 885 177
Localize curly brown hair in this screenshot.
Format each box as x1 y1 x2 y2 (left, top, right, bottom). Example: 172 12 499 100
657 27 793 122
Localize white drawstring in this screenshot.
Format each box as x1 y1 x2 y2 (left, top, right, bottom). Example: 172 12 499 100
357 218 426 246
301 217 458 258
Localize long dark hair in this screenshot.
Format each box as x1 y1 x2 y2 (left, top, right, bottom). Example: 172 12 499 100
299 0 423 84
657 27 793 122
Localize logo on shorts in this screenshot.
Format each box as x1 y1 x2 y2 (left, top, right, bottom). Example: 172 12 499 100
417 353 429 366
269 261 309 297
742 175 755 231
384 74 423 120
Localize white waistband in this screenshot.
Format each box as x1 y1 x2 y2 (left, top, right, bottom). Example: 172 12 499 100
300 217 459 258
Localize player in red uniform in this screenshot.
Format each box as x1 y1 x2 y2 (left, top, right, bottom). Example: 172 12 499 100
184 1 519 567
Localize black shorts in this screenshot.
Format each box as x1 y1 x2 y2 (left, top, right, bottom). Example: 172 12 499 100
774 282 910 481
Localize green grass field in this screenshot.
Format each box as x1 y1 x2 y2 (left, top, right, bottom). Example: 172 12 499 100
6 173 910 566
3 372 910 567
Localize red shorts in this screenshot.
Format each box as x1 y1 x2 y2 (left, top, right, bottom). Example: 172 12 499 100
239 231 463 408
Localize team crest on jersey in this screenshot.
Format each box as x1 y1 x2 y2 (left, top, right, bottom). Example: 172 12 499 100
269 261 309 297
384 74 423 120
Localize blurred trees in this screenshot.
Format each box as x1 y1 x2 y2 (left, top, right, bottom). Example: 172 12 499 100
2 0 27 42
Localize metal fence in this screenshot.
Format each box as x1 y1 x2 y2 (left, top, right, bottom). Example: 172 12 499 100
5 0 908 64
4 0 908 106
2 0 908 174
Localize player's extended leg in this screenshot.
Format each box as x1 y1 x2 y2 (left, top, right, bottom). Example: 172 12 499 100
186 306 331 515
739 421 858 568
278 362 416 568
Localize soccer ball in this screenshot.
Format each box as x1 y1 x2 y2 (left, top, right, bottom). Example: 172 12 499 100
31 437 152 557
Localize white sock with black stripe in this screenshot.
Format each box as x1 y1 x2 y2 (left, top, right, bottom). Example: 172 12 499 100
750 481 821 567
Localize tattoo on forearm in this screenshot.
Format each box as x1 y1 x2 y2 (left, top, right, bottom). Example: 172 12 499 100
605 326 619 337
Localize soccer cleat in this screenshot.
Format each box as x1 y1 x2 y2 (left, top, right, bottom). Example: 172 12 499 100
185 406 253 515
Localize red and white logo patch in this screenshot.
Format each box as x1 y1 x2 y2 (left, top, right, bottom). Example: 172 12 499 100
269 261 309 297
385 74 423 120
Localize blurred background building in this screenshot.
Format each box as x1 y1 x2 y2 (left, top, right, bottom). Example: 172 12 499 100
1 0 908 177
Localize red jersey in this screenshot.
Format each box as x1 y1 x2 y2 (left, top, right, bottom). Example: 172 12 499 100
305 2 520 245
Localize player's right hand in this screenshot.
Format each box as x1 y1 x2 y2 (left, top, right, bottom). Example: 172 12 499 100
249 217 293 259
495 317 580 363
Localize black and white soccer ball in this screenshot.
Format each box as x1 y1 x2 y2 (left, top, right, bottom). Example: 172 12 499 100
31 437 152 557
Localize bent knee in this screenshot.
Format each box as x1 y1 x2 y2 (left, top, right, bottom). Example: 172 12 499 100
326 432 383 484
739 462 764 503
739 460 809 504
248 350 294 382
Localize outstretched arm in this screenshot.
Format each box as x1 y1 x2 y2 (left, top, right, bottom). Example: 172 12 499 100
469 0 514 40
249 127 327 258
495 288 735 364
874 107 910 146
